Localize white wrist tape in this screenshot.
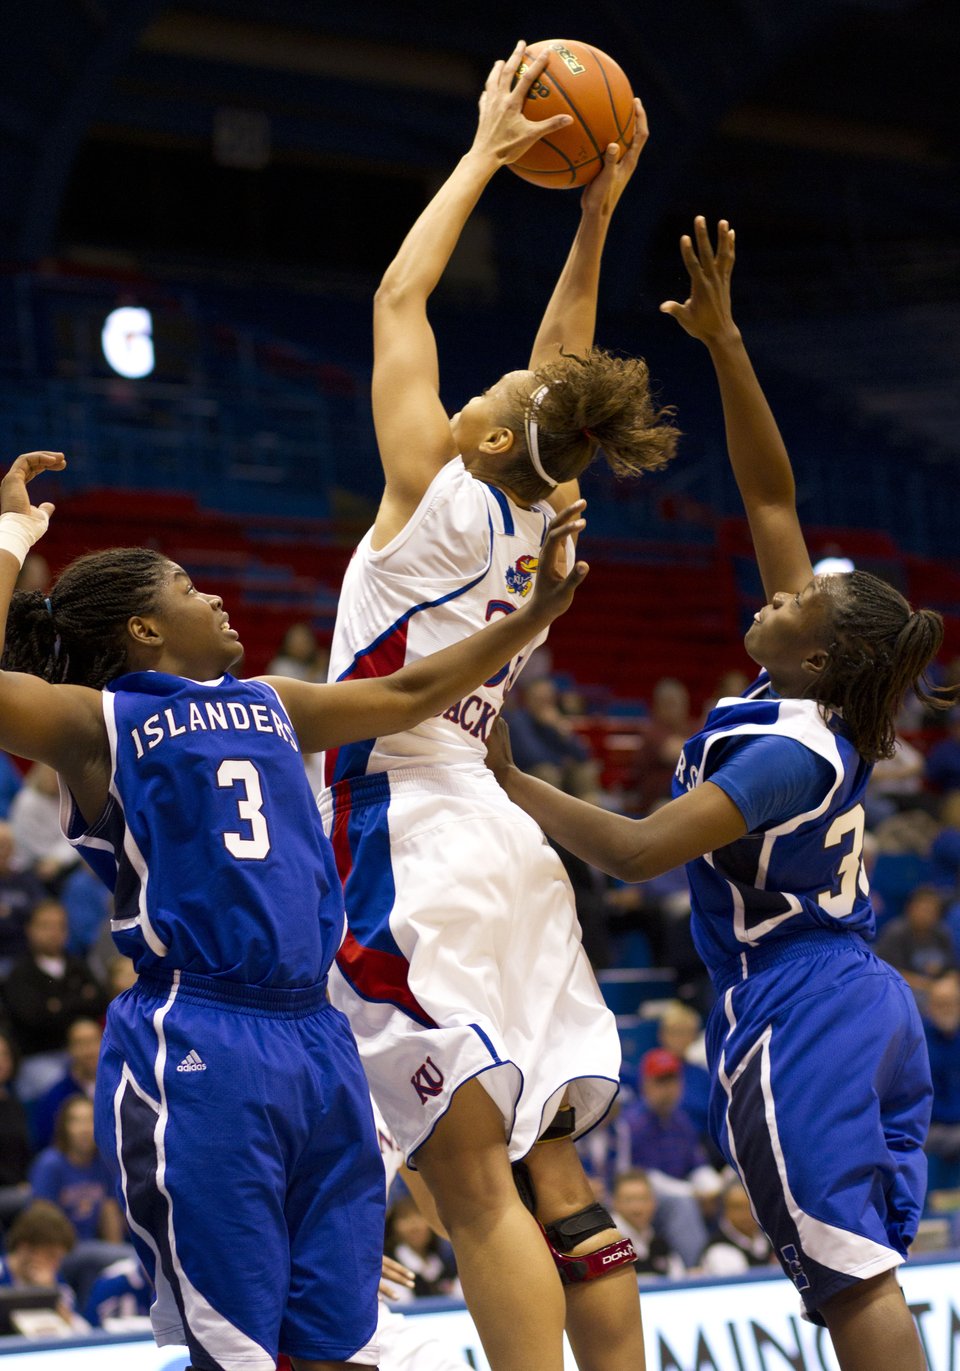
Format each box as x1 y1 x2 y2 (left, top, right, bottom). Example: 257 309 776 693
0 511 47 569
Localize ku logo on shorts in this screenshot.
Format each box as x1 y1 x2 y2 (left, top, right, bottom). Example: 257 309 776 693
411 1057 445 1104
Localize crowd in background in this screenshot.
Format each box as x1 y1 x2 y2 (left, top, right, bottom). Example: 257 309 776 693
1 618 959 1332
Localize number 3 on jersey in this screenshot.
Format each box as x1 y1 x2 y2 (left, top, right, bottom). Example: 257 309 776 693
217 759 271 860
818 803 868 917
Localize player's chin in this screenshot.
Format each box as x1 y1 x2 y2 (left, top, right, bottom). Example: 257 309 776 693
742 622 763 662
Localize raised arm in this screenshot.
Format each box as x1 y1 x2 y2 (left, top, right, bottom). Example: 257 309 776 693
0 455 108 817
264 501 588 753
529 99 649 513
660 218 813 600
371 42 573 544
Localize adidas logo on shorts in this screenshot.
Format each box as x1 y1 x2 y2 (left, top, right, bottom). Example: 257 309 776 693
176 1049 207 1073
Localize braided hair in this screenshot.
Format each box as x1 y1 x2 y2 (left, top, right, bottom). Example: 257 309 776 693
816 571 954 763
2 548 169 689
494 348 678 503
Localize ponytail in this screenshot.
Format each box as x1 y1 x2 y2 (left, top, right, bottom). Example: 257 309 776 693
818 573 956 763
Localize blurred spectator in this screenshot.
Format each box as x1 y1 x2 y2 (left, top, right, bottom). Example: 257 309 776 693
0 1028 32 1221
31 1018 102 1152
922 972 960 1192
0 820 45 974
926 711 960 794
59 864 112 959
874 885 957 1002
0 753 23 822
267 623 329 683
698 1181 774 1275
506 677 600 799
104 955 138 1004
866 735 926 825
620 1049 710 1184
929 793 960 897
610 1169 684 1278
2 900 107 1097
0 1199 81 1328
8 764 78 889
634 679 694 813
83 1254 152 1327
384 1193 460 1301
29 1097 124 1243
700 670 749 718
657 1001 711 1140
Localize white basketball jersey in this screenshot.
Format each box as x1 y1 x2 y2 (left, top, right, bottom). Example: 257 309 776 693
324 458 555 785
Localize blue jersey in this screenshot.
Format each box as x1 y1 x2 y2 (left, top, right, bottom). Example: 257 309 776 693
62 671 343 988
672 672 874 980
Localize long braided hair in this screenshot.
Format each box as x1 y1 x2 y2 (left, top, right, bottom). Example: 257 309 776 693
816 571 954 763
2 548 169 689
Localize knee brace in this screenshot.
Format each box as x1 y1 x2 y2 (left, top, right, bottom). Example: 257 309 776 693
543 1203 637 1285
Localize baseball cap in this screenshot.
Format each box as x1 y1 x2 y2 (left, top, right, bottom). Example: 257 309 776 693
641 1048 683 1080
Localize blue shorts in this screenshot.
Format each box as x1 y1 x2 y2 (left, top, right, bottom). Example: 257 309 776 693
95 972 384 1370
706 933 931 1322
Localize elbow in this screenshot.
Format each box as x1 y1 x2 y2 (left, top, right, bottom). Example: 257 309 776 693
374 278 416 314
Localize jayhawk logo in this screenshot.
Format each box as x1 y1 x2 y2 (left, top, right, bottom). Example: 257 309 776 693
506 554 539 597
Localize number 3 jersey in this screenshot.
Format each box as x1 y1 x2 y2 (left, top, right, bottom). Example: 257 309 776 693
59 671 344 988
672 671 875 980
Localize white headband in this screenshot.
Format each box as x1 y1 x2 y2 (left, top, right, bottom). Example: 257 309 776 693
524 384 558 489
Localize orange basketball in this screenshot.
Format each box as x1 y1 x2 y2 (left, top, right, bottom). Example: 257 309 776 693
509 39 636 189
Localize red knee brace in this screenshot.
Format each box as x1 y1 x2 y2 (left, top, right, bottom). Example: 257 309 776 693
544 1232 638 1285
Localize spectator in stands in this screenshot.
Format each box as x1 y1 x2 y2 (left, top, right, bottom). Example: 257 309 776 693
634 678 694 813
929 792 960 900
621 1049 717 1192
700 670 749 719
866 735 927 826
922 971 960 1192
31 1017 102 1151
103 954 137 1003
657 1001 711 1140
610 1169 684 1278
384 1193 461 1302
698 1180 774 1275
15 551 49 595
0 1028 31 1221
0 753 22 821
8 763 78 890
925 709 960 794
0 1199 80 1326
2 899 107 1098
874 885 957 1002
267 622 329 683
59 863 112 959
83 1253 152 1327
0 819 45 974
29 1096 124 1243
506 676 600 799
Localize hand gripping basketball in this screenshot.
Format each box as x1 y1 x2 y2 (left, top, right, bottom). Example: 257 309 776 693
473 41 575 168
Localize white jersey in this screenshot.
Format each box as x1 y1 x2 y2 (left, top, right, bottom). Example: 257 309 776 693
324 458 554 786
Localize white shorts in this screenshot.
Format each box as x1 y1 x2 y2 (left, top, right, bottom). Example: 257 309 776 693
320 765 620 1162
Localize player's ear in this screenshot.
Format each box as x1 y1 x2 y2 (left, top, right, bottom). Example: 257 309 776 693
802 647 829 677
127 614 163 648
481 426 516 456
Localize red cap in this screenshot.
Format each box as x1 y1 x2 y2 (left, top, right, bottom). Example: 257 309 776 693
641 1048 683 1080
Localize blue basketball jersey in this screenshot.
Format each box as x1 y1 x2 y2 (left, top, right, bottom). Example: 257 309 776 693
672 672 875 979
61 671 344 988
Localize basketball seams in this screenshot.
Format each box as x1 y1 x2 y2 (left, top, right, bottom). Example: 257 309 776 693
512 137 579 187
586 44 634 144
538 55 606 165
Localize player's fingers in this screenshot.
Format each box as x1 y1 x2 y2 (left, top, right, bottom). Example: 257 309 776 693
37 502 55 519
537 113 574 138
514 46 550 99
679 235 703 278
484 58 505 93
501 40 527 83
693 215 717 268
659 300 686 316
545 499 587 537
563 561 590 591
633 97 649 145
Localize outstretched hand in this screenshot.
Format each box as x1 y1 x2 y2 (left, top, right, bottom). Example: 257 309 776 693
580 98 649 218
660 217 738 345
472 41 573 168
527 500 589 625
485 716 517 782
0 451 65 539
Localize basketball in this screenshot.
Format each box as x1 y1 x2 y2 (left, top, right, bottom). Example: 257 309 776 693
509 39 636 189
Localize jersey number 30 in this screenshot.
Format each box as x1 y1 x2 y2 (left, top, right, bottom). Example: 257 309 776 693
818 804 868 917
217 760 271 860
